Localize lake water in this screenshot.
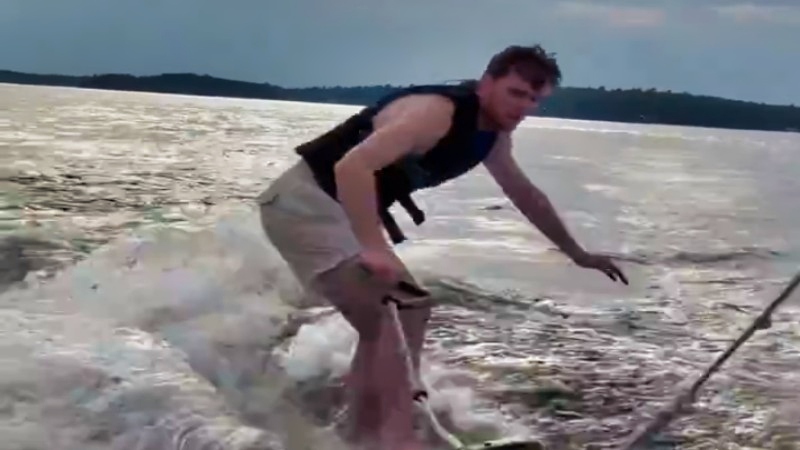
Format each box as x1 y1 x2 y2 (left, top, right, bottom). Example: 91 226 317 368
1 82 799 450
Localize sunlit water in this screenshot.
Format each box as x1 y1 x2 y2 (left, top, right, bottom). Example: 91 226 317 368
1 83 799 450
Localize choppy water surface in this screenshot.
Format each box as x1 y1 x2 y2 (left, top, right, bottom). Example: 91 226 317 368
1 83 799 450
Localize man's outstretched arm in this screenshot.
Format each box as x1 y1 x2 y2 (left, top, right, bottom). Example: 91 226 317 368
483 134 585 259
483 134 627 284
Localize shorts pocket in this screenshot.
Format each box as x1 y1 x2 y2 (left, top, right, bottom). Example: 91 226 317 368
261 185 336 222
257 189 281 206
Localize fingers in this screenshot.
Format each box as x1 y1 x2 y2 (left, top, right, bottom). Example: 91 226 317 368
597 256 628 285
605 261 629 285
397 280 430 297
576 253 630 285
613 266 629 285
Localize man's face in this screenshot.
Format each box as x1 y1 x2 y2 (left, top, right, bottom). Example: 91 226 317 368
478 70 553 131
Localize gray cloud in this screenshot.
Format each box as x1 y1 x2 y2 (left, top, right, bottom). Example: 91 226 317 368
712 3 800 25
0 0 797 104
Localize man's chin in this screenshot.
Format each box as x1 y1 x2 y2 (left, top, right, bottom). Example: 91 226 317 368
483 115 520 132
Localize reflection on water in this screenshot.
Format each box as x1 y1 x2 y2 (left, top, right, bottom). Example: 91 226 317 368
1 83 799 449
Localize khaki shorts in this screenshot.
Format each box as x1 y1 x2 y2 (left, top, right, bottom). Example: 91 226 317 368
257 159 362 287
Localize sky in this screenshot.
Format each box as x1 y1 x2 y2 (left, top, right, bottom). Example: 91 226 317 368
1 0 799 105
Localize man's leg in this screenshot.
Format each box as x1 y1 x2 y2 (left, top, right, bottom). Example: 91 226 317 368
256 160 431 448
312 257 431 450
374 303 430 448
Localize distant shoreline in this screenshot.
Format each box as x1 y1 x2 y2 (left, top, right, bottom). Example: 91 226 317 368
2 69 798 133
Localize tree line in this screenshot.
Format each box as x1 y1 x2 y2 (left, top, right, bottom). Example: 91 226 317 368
2 70 797 132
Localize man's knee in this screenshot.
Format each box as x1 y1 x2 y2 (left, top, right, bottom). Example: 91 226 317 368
353 307 386 342
400 305 431 349
402 304 431 328
312 262 386 339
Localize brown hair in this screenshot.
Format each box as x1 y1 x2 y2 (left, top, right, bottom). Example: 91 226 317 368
483 44 562 89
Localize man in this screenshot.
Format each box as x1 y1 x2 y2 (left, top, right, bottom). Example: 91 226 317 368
257 44 628 450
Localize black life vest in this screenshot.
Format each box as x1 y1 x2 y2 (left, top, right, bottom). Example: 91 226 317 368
295 83 497 244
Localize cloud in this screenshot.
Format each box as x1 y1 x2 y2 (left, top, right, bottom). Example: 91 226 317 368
712 3 800 25
554 1 666 28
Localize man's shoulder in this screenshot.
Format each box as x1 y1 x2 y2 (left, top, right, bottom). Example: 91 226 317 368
373 83 476 119
382 92 457 115
405 94 458 123
373 93 456 136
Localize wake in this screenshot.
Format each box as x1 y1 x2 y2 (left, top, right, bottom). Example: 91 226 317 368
0 211 526 450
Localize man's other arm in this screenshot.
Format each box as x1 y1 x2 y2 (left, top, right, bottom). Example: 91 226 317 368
482 134 587 261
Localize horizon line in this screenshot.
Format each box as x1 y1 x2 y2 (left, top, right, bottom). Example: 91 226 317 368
1 67 795 108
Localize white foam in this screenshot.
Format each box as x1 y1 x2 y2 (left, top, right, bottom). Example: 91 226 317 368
276 313 357 382
0 206 541 448
420 361 533 441
0 211 343 450
274 315 538 444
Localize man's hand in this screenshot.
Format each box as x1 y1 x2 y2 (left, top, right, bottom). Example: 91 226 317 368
571 250 629 285
483 136 629 286
358 246 406 285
